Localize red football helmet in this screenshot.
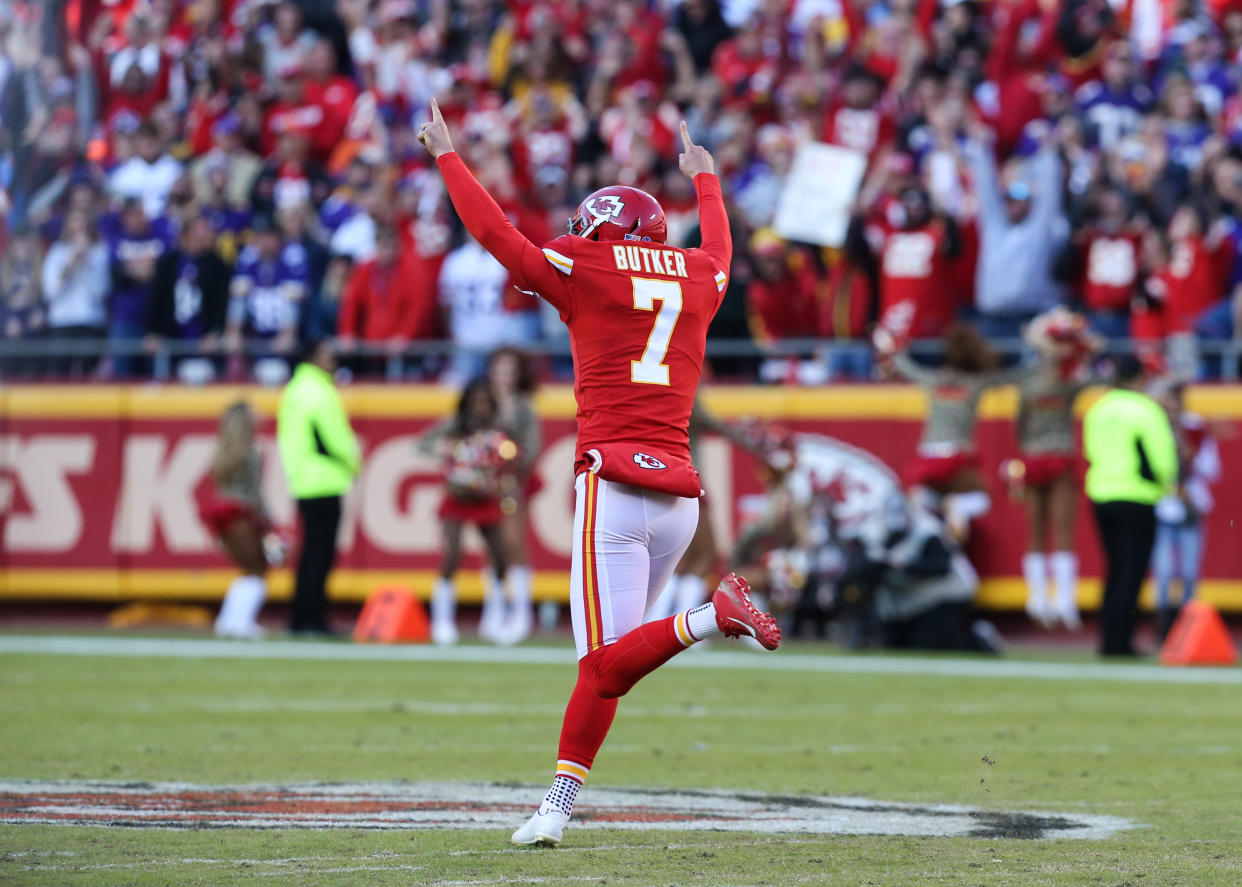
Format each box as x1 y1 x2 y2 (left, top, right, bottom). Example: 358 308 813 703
567 186 667 243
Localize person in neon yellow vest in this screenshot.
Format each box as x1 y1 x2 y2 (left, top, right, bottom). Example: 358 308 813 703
1082 355 1178 656
277 338 362 634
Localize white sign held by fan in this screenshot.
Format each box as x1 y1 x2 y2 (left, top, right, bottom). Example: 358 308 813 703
773 142 867 247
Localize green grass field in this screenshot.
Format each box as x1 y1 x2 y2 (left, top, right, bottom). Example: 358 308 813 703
2 634 1241 886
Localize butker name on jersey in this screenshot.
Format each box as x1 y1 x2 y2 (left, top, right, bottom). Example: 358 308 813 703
610 244 689 278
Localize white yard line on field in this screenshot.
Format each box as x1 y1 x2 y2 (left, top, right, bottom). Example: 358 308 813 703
429 874 608 879
250 864 427 876
1 634 1239 685
443 838 821 857
20 852 419 873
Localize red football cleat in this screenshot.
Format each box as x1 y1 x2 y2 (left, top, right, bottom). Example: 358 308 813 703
711 573 781 650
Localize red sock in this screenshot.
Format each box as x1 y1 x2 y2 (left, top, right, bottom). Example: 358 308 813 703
556 617 688 772
584 616 687 698
556 670 618 772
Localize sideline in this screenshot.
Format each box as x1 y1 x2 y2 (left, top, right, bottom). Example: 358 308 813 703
0 634 1239 685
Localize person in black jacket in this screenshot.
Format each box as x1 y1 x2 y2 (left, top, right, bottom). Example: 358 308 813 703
145 215 231 369
838 494 1001 653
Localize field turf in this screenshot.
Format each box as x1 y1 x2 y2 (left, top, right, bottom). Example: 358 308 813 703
1 634 1241 886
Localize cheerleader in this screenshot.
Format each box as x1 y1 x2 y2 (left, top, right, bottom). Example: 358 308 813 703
199 402 274 639
1012 308 1100 630
486 348 541 644
1151 379 1221 641
884 323 1019 539
418 379 517 645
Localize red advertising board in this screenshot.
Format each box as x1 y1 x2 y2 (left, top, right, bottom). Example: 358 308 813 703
2 384 1239 609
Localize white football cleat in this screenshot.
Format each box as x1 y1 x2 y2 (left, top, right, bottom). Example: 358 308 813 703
477 603 504 643
1053 602 1082 632
497 607 534 646
431 619 459 646
511 806 569 846
1024 594 1052 630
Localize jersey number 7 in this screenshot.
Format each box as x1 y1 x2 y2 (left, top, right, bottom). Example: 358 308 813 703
630 278 683 386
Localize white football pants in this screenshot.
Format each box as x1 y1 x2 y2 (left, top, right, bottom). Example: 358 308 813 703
569 472 699 660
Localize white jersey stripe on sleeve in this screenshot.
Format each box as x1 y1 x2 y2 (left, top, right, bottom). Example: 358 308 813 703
543 248 574 275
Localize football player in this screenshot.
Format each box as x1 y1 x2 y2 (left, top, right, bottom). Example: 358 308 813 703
419 99 781 846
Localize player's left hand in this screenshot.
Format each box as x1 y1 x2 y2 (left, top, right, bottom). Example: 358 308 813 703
418 98 455 158
678 121 715 178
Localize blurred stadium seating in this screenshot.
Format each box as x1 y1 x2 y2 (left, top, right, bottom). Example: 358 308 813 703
4 0 1242 381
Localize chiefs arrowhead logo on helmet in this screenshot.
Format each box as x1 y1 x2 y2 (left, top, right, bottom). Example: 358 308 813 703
632 452 667 470
568 186 667 243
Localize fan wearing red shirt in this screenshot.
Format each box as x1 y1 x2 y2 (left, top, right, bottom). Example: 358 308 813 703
710 27 782 109
983 0 1060 155
419 101 781 847
336 226 436 345
262 75 324 159
1163 206 1231 335
821 66 895 163
303 39 359 162
746 229 821 345
869 189 962 340
1081 230 1140 315
1065 186 1142 336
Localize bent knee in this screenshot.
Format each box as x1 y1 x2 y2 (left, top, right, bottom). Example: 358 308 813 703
592 676 631 699
578 648 631 699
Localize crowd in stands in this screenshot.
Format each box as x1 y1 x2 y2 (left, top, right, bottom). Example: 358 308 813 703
3 0 1242 382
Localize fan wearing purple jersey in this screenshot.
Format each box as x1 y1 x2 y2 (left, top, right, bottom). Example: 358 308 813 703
1074 42 1152 152
107 198 175 376
226 215 310 355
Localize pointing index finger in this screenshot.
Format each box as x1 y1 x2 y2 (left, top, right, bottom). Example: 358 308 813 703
680 120 693 150
430 97 443 123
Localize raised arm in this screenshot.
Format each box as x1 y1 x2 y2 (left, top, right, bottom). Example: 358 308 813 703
415 416 456 458
977 363 1025 390
891 350 940 386
420 100 570 312
1029 139 1064 227
963 133 1004 237
679 121 731 272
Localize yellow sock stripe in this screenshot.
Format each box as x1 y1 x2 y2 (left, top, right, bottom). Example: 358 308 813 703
556 760 590 783
673 612 695 646
583 473 601 651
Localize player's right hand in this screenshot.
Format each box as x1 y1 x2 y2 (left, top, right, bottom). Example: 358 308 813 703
418 98 455 159
678 121 715 178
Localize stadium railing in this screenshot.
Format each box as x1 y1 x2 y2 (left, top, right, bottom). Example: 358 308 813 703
1 337 1239 382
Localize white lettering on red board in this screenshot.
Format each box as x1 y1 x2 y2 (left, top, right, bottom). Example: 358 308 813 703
0 435 95 552
1 428 734 562
111 435 215 552
360 435 443 553
528 435 577 558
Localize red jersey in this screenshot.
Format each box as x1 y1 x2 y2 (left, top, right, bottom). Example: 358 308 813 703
747 255 820 343
821 102 894 160
1165 236 1222 334
1081 232 1140 312
437 152 731 481
820 254 873 339
304 75 359 160
337 257 437 342
879 224 956 338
